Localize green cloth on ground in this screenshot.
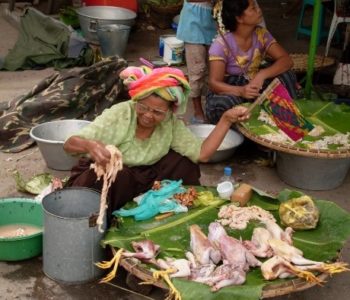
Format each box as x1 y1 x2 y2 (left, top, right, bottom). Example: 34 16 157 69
2 7 93 71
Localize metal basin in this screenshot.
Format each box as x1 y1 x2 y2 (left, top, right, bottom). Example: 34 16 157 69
276 152 350 190
77 6 136 44
188 124 244 163
30 120 91 171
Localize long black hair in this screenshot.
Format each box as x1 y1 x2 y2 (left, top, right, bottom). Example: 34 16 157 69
222 0 250 32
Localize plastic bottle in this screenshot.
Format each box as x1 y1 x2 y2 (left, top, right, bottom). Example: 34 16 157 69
220 166 235 185
216 166 235 200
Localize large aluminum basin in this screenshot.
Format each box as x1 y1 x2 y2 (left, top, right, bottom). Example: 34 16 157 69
30 120 91 171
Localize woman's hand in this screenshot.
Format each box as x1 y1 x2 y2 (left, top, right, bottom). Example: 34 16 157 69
240 84 260 99
198 106 250 162
87 140 111 167
223 105 251 123
249 71 266 91
64 136 111 167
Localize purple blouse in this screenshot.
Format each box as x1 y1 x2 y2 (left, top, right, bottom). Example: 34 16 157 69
209 27 276 79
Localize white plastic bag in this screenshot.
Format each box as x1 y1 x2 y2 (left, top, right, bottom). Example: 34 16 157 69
333 63 350 86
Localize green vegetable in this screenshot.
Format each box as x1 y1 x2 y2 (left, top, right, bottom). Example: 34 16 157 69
193 191 225 207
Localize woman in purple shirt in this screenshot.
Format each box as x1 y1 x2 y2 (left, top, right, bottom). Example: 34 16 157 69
206 0 297 124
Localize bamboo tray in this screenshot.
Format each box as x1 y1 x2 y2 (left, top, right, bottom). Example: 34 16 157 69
236 124 350 159
290 53 335 73
113 250 329 299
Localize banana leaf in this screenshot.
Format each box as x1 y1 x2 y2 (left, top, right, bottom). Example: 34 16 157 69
241 99 350 149
102 187 350 300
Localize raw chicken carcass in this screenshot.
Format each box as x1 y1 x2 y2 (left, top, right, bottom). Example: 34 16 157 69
243 227 274 258
189 263 245 291
261 255 323 284
208 222 261 271
210 264 246 291
268 239 350 275
268 238 320 265
263 219 293 245
156 258 191 278
123 240 160 261
189 224 221 265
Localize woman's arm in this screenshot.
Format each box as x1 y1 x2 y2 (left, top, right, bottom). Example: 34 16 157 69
208 60 243 96
250 42 293 88
198 106 250 162
64 136 111 166
209 60 260 99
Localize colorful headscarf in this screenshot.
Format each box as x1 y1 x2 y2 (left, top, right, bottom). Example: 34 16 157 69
119 65 191 115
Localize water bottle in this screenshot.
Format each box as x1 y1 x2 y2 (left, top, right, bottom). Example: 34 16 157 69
216 166 235 200
220 166 235 184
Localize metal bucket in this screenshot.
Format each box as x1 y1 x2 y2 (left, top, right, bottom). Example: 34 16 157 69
77 6 136 44
97 24 130 57
276 152 350 190
42 188 106 284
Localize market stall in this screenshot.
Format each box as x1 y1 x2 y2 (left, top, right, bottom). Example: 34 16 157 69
98 183 350 300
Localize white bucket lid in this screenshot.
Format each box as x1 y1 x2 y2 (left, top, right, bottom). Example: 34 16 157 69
164 36 184 46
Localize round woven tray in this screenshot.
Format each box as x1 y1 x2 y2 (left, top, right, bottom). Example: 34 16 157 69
116 253 329 298
290 53 335 73
149 2 183 29
236 124 350 159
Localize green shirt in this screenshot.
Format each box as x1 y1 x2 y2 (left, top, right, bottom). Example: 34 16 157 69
75 100 203 166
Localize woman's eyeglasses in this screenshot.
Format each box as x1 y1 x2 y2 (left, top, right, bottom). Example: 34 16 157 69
135 102 169 119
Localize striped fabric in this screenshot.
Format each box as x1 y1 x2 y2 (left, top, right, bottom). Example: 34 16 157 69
262 80 314 141
120 66 191 115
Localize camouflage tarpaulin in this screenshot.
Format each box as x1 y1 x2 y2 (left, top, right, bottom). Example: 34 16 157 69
0 56 128 153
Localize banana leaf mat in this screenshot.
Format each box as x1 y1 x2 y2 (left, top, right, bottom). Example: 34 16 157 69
103 187 350 300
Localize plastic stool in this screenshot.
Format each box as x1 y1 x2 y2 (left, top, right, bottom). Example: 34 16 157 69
296 0 329 45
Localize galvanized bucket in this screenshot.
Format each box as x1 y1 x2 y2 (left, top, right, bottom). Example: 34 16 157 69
42 188 106 284
97 24 130 57
276 152 350 190
77 6 136 44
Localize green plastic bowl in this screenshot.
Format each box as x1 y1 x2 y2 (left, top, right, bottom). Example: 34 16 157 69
0 198 43 261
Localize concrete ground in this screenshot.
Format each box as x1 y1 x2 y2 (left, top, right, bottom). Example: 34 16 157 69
0 1 349 299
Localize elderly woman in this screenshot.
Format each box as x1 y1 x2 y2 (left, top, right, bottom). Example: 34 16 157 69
206 0 297 124
64 66 249 219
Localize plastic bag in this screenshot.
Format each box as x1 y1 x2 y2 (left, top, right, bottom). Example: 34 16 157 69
114 179 188 221
333 43 350 86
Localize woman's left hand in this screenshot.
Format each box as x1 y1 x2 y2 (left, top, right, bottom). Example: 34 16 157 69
199 106 250 162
